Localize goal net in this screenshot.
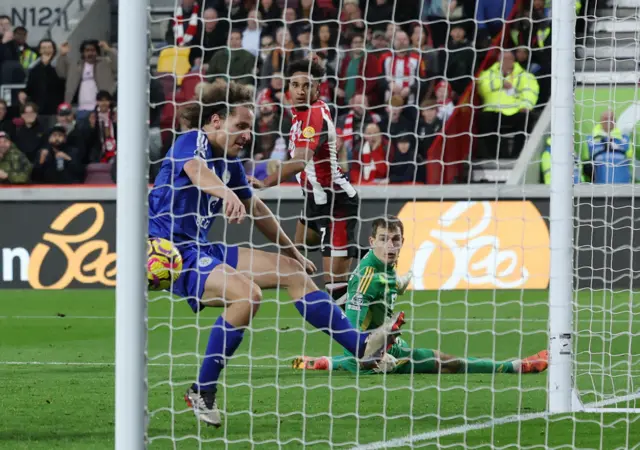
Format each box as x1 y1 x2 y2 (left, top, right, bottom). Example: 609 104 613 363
135 0 640 447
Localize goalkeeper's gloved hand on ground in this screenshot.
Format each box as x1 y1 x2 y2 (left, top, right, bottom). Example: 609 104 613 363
373 353 398 374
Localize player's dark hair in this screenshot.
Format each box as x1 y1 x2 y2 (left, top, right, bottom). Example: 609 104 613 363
285 59 325 81
371 215 404 238
179 79 254 129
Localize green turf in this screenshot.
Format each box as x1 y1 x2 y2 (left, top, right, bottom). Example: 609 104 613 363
1 289 640 449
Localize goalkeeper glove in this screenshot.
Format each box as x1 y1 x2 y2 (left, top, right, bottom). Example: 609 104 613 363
397 270 413 295
373 353 398 374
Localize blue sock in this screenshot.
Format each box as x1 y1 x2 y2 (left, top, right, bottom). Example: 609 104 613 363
295 290 368 358
195 316 245 393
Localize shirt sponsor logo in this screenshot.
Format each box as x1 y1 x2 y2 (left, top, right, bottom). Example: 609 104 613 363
396 201 550 290
302 126 315 139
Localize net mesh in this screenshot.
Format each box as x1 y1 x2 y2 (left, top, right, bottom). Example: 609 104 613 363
144 0 640 447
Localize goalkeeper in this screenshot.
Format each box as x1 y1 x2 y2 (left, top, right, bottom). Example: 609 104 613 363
293 215 548 375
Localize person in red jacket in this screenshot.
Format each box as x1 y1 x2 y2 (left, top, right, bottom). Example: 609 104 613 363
351 123 391 184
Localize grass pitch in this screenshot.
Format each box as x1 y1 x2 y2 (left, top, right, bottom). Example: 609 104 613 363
1 289 639 449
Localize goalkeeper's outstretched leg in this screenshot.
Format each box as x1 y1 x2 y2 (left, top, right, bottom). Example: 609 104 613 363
294 347 548 375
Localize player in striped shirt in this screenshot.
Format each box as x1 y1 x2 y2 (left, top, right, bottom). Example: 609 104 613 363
250 59 360 305
293 215 549 375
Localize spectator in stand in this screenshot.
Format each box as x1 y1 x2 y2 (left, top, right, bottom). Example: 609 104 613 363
0 131 32 184
380 29 427 108
337 94 382 160
1 26 36 85
283 7 301 37
434 80 455 123
32 125 84 184
259 33 275 66
259 0 283 36
54 103 85 153
416 99 443 157
312 24 337 70
2 26 38 70
510 0 551 104
313 51 336 111
339 0 366 45
390 134 425 183
242 10 262 57
411 24 439 84
422 0 466 48
7 90 27 120
476 0 515 47
166 0 202 47
0 100 16 139
14 102 47 163
297 0 329 22
56 40 117 121
581 110 634 184
438 23 475 97
379 95 414 140
295 23 313 59
260 27 303 88
220 0 250 26
366 0 393 32
206 29 257 86
351 123 390 184
25 39 65 123
84 91 117 164
368 30 390 62
477 50 539 159
337 33 380 108
541 136 584 185
188 8 230 68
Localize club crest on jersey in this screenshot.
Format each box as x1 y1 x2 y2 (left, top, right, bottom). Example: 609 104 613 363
198 257 213 267
302 126 315 139
222 169 231 185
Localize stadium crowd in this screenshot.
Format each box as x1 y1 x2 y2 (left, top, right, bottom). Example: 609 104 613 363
0 0 618 187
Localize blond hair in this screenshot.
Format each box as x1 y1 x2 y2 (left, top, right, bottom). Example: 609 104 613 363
180 79 254 129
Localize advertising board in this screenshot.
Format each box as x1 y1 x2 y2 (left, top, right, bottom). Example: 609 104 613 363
0 197 636 290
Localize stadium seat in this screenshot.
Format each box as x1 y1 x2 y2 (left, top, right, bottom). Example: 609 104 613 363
84 163 115 185
156 47 191 86
180 74 203 101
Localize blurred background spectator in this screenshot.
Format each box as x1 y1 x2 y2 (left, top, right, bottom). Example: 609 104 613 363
0 0 589 186
25 39 65 123
32 125 84 184
476 50 539 159
206 29 257 86
13 102 46 163
0 130 31 184
56 40 117 121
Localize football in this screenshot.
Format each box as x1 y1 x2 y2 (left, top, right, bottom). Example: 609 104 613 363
147 237 183 291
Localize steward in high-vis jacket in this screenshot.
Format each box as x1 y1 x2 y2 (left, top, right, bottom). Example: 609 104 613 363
476 50 539 158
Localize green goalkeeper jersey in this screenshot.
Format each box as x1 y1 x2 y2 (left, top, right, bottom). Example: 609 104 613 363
345 250 399 340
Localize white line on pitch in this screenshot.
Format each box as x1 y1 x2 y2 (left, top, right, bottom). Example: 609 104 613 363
349 394 638 450
0 361 282 368
1 315 638 324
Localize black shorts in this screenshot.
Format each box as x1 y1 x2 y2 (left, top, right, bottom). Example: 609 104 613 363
299 190 360 258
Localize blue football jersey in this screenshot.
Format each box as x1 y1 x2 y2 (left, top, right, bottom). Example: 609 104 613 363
148 129 252 244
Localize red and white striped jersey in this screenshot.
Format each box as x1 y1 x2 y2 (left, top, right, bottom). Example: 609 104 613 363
379 51 426 100
289 100 357 205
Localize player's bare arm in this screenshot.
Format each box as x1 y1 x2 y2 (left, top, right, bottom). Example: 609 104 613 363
241 195 317 274
256 146 314 189
184 158 246 224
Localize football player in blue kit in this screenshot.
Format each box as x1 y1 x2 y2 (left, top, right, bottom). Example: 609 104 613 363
148 80 405 428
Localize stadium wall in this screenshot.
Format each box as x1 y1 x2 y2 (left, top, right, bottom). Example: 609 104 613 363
0 186 638 291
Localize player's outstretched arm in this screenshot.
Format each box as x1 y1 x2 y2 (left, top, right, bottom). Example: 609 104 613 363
184 158 246 223
242 195 317 274
258 147 313 189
